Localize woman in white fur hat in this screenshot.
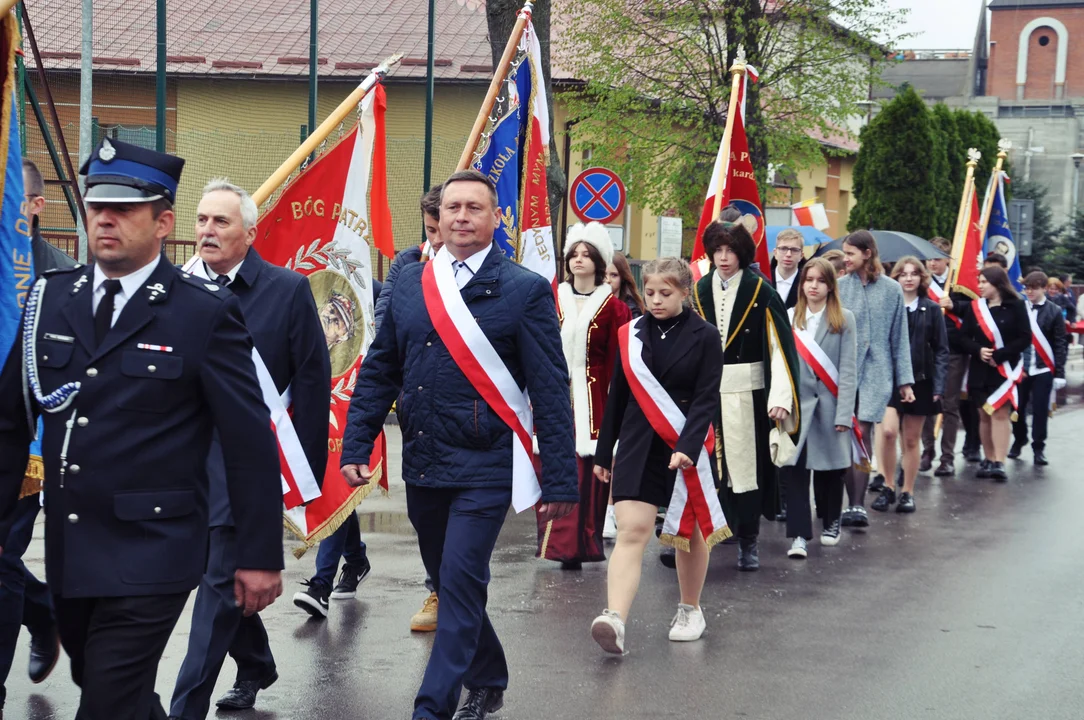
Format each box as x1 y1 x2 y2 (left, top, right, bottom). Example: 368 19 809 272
536 222 631 569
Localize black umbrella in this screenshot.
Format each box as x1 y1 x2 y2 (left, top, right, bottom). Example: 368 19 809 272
814 230 949 262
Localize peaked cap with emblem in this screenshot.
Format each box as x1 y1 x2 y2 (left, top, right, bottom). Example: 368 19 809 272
80 137 185 204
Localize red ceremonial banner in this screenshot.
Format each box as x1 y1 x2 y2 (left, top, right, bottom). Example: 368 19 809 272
692 67 770 280
954 191 983 298
258 86 393 556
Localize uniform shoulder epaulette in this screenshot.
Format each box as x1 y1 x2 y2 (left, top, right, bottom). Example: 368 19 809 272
176 270 230 298
42 264 83 277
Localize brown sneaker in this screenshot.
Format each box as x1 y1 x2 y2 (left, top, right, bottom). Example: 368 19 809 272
410 592 439 632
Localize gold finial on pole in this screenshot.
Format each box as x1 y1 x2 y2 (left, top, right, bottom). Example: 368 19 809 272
948 148 981 291
977 138 1011 241
710 46 750 221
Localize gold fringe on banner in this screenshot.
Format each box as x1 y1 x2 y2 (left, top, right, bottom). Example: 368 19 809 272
283 463 388 559
18 456 43 499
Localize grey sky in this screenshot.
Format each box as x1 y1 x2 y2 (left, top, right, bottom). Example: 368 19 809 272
884 0 984 49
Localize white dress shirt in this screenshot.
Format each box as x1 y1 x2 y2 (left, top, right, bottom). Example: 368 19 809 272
199 258 245 285
906 297 919 312
932 272 948 288
91 255 161 328
452 243 492 289
804 306 825 337
775 267 798 303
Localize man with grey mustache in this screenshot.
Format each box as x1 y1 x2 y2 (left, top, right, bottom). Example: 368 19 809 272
169 179 330 718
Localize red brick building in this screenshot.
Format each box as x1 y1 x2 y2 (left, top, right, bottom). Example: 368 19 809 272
987 0 1084 101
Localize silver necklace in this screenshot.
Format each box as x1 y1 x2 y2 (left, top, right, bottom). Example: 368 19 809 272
658 318 682 339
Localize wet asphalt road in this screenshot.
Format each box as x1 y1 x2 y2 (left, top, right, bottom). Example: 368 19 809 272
9 405 1084 719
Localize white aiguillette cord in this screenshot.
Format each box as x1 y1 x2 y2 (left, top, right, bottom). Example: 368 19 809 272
22 277 82 486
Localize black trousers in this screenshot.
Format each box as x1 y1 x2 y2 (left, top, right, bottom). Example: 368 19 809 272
0 497 54 711
722 486 762 540
407 484 511 720
55 591 189 720
170 526 276 720
1013 372 1054 451
779 448 845 540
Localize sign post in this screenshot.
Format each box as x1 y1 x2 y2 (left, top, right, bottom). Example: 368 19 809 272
657 216 682 257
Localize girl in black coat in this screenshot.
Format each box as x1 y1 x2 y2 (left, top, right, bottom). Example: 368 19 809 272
872 257 949 514
957 266 1031 481
589 258 723 655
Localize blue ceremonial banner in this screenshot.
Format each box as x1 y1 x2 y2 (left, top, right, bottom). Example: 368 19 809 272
0 18 29 365
0 15 40 490
473 55 532 260
983 171 1023 291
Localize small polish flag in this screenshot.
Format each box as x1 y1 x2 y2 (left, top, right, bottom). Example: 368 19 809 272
791 199 830 231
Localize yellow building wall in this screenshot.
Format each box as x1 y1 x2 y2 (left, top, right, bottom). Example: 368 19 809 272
173 79 485 268
170 79 853 267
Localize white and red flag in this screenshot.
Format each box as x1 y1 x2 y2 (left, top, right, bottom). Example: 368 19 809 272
257 85 394 554
692 64 769 280
517 19 556 291
791 198 830 231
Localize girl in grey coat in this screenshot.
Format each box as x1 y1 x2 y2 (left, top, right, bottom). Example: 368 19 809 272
781 258 858 555
837 232 914 528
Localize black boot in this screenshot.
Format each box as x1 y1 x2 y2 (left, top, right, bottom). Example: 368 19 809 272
1008 442 1024 459
737 538 760 571
1034 447 1049 466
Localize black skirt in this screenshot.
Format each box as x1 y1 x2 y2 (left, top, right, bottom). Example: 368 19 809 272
612 436 677 508
888 379 942 417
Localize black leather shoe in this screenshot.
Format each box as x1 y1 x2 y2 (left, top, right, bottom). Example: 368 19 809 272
976 459 992 478
215 671 278 711
934 461 955 477
963 447 982 463
871 487 896 512
1034 449 1049 466
990 462 1008 482
737 538 760 571
867 474 886 493
28 625 60 683
659 547 676 569
453 688 505 719
919 454 934 473
1008 443 1023 459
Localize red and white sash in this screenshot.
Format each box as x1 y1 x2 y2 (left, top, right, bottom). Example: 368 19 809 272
1027 306 1056 375
181 257 321 509
973 298 1023 413
791 324 871 471
618 318 730 551
928 281 962 329
421 247 540 512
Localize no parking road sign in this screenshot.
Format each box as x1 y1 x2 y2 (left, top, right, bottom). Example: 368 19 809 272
570 168 626 225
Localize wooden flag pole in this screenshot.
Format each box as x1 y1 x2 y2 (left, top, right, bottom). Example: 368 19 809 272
711 48 748 221
457 1 534 171
948 149 980 292
976 138 1012 243
252 53 403 206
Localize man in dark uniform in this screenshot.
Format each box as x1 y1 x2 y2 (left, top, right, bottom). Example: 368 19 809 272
0 138 285 720
0 160 73 720
341 170 577 720
170 178 330 717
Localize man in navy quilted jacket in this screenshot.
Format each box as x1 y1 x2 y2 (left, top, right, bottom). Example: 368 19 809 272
341 169 577 720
